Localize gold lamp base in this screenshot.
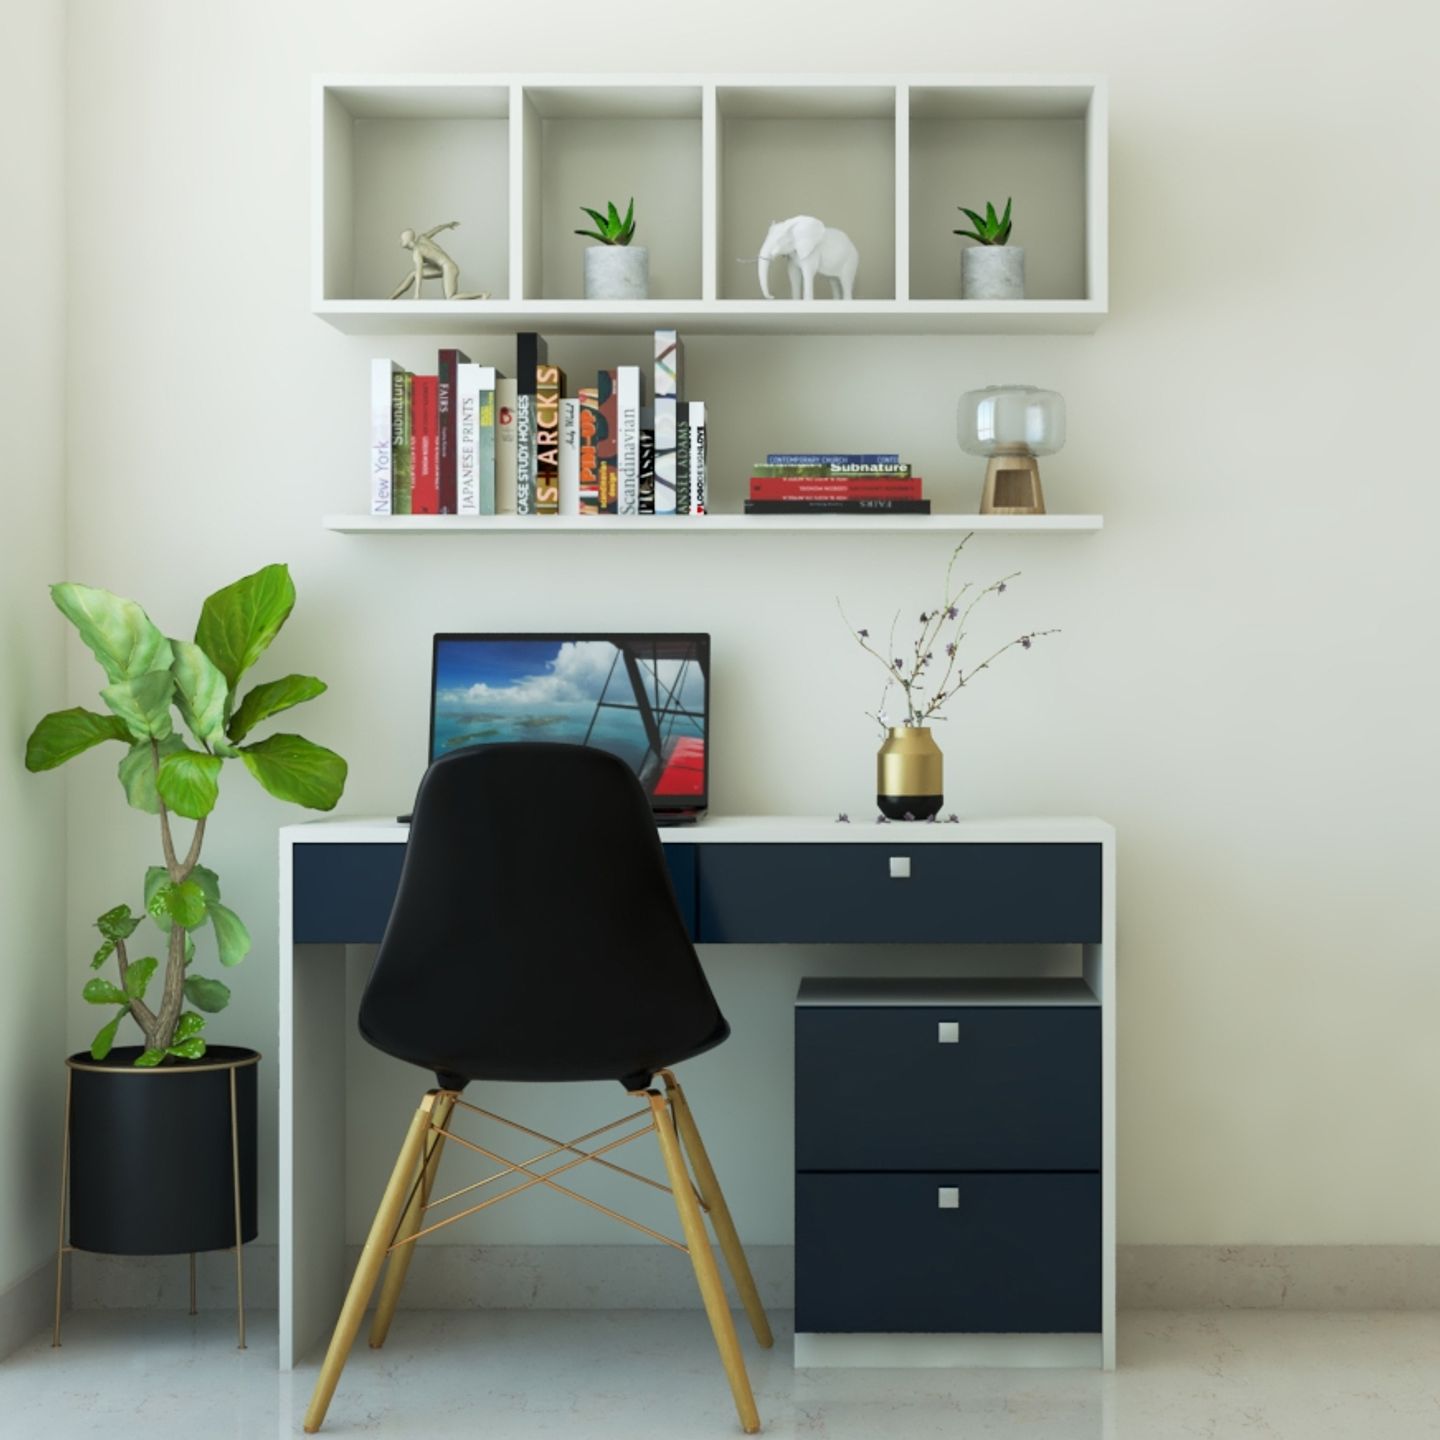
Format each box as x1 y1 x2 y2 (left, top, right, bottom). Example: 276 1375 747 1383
979 449 1046 516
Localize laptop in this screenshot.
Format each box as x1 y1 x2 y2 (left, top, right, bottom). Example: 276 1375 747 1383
415 633 711 824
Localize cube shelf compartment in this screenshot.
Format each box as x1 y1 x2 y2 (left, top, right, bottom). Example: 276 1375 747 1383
314 74 1107 335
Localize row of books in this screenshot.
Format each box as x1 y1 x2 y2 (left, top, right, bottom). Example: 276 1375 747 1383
369 330 708 517
742 455 931 515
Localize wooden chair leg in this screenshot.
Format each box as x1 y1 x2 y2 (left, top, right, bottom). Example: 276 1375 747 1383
660 1072 773 1349
649 1092 761 1435
303 1094 437 1434
369 1091 455 1348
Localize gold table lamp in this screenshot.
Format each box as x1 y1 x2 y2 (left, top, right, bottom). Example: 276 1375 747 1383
958 384 1066 515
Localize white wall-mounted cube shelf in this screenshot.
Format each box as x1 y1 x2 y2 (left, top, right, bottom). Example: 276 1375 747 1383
322 513 1103 534
315 74 1107 337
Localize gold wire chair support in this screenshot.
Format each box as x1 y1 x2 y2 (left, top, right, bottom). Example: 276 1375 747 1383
445 1095 693 1204
399 1118 686 1252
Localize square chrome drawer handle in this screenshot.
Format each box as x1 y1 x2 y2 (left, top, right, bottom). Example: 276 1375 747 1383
888 856 911 879
938 1187 959 1209
937 1021 959 1044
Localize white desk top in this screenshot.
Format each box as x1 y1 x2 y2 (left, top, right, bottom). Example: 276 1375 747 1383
282 814 1113 845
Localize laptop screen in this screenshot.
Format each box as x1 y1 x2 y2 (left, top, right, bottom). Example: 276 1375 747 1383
430 634 709 813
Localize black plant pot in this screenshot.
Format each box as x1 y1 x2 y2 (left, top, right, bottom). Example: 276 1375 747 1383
66 1046 258 1256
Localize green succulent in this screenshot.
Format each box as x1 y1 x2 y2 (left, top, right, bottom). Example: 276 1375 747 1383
575 198 637 246
25 563 347 1065
953 197 1014 246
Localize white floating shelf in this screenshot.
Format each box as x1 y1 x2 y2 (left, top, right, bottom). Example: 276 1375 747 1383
324 513 1102 534
314 299 1106 337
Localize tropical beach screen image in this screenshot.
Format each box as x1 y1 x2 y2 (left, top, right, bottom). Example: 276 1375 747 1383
432 636 708 801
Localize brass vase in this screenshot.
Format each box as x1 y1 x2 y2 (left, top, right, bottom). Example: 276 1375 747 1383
876 725 943 820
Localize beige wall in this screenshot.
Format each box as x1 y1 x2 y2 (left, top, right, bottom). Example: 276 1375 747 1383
58 0 1440 1251
0 0 68 1303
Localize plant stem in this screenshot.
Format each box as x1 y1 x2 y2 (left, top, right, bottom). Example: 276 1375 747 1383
150 744 207 1049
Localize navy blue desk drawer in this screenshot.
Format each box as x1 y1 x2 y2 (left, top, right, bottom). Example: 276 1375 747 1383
697 843 1100 944
292 842 698 944
796 1006 1100 1171
796 1172 1100 1334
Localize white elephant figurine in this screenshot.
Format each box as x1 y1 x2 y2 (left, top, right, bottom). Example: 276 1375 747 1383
757 216 859 301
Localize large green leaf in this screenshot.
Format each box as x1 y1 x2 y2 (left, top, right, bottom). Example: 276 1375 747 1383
173 1011 205 1042
209 902 251 968
92 938 115 970
194 564 295 690
227 674 326 743
50 582 173 683
83 977 127 1005
118 734 187 813
166 1037 206 1061
147 878 207 929
189 865 222 906
24 708 132 771
96 904 141 941
170 640 229 746
101 670 176 741
241 733 346 811
184 975 231 1012
134 1048 167 1068
157 750 223 819
90 1012 126 1061
124 955 158 1000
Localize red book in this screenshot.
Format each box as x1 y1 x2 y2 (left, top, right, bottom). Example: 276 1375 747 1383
749 476 923 501
436 348 470 514
411 376 439 514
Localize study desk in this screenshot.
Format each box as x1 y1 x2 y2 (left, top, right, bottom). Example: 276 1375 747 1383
278 815 1115 1371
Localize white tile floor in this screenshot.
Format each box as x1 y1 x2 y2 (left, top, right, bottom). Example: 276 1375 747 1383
3 1308 1438 1438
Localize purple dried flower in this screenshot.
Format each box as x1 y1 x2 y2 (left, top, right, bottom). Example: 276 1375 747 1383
998 581 1007 594
857 628 869 639
918 612 929 623
893 658 904 671
946 605 958 619
945 642 956 657
1021 634 1032 649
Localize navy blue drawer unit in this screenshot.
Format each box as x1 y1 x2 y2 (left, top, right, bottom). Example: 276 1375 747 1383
796 1005 1100 1171
698 843 1101 944
795 979 1101 1337
292 841 698 943
796 1173 1101 1334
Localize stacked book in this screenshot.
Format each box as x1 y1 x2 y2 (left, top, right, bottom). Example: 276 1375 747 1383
369 330 709 517
743 454 929 515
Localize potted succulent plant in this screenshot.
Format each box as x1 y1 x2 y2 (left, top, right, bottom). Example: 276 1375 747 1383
26 563 346 1321
576 197 648 300
954 197 1024 300
840 536 1054 819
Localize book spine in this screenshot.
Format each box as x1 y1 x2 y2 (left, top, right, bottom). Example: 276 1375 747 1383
616 366 641 516
675 402 690 516
749 477 923 501
515 333 547 516
456 362 480 516
752 462 911 477
392 371 413 515
765 452 900 464
690 400 707 515
534 363 564 516
476 366 498 516
370 360 398 514
639 427 655 515
578 387 600 515
559 398 580 516
743 498 931 514
596 369 619 514
411 375 439 514
654 329 681 517
495 377 519 514
436 348 469 513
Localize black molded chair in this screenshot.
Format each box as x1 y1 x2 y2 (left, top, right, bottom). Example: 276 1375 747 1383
303 744 771 1434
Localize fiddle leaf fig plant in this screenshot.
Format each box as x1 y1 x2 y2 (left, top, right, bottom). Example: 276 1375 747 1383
575 198 637 246
953 197 1014 246
25 563 347 1066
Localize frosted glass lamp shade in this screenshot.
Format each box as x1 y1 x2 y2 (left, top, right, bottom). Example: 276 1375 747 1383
958 385 1066 457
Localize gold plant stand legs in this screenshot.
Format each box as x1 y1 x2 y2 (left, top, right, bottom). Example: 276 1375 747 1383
659 1071 773 1350
304 1094 437 1434
649 1090 761 1435
369 1091 455 1348
51 1069 72 1347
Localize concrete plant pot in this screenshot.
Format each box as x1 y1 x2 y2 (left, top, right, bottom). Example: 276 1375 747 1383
961 245 1025 300
583 245 649 301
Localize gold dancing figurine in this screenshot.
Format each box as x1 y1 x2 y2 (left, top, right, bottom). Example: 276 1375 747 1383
389 221 491 301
